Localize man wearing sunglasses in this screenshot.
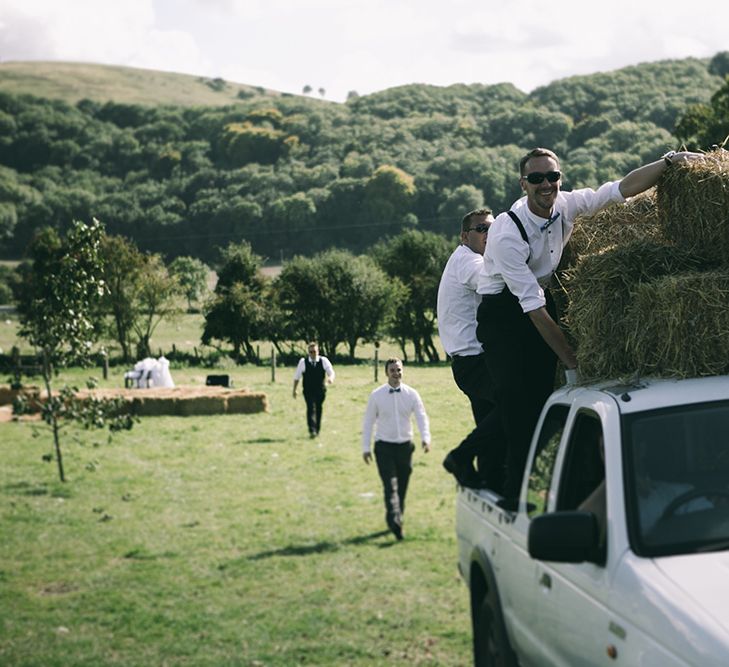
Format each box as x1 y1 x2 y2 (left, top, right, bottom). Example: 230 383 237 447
437 208 499 487
446 146 702 502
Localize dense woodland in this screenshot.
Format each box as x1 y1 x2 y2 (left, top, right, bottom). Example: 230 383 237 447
2 53 729 266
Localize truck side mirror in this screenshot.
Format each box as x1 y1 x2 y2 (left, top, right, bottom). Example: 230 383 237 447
528 511 599 563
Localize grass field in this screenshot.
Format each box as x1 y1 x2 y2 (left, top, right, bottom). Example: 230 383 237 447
0 360 475 666
0 312 435 368
0 312 207 359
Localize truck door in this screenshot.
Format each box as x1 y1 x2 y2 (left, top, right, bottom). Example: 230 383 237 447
534 411 613 666
500 403 570 665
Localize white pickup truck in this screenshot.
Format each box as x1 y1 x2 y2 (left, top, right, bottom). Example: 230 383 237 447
456 375 729 666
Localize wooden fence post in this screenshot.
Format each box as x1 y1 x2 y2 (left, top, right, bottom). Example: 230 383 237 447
100 348 109 380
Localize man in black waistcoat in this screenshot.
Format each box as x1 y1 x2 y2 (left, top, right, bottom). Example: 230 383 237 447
292 341 336 438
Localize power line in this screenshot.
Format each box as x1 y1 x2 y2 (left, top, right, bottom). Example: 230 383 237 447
128 214 460 245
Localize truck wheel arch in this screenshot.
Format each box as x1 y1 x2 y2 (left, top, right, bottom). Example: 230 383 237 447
469 552 518 667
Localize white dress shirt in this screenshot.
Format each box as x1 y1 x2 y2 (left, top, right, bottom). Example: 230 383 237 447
293 355 335 381
361 383 430 454
477 181 624 313
437 244 484 357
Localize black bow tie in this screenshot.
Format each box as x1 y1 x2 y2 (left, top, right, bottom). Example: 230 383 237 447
540 212 560 232
389 387 401 393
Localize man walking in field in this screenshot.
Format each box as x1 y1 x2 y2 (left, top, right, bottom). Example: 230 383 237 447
293 341 335 438
362 358 430 540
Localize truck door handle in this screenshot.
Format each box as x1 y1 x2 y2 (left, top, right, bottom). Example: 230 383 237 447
539 572 552 589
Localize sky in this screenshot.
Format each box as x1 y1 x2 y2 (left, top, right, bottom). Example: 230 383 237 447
1 0 728 104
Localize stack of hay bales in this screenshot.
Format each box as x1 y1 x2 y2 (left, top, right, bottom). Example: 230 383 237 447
77 386 268 417
563 148 729 381
128 389 269 416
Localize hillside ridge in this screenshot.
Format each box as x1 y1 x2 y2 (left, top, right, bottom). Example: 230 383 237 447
0 60 286 107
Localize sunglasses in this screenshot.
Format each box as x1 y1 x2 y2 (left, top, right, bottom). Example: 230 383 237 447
525 170 561 185
467 223 490 233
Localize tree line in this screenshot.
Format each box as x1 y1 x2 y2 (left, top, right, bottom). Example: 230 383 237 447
4 223 454 364
1 53 727 265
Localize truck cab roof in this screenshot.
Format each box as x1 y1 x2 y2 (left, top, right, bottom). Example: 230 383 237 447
554 374 729 415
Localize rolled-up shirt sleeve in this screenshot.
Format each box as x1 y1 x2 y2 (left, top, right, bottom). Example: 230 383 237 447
486 181 624 314
489 227 546 313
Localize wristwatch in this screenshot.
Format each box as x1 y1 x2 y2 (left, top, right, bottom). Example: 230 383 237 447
662 150 677 166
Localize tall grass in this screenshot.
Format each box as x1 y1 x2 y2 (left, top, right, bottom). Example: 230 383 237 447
1 363 474 666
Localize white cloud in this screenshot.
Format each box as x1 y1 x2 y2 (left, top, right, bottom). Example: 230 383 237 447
0 0 210 75
1 0 728 102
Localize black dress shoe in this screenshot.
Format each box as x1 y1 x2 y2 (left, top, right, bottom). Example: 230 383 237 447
387 520 403 540
443 450 480 487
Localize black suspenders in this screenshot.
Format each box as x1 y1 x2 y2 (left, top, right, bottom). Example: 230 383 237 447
506 211 531 263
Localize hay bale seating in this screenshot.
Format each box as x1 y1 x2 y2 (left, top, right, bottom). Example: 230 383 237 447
225 393 269 414
0 386 268 419
131 395 180 417
80 386 268 417
0 386 44 409
564 149 729 381
176 395 227 417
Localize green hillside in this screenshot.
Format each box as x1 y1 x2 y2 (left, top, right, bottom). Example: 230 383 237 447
0 55 726 264
0 61 286 107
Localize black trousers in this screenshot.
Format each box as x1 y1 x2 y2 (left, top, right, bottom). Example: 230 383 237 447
374 440 415 532
303 390 325 434
450 353 496 426
470 287 558 498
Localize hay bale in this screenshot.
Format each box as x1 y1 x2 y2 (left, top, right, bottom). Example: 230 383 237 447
225 392 268 414
0 386 18 406
74 386 270 418
657 148 729 261
134 396 179 417
176 395 227 416
626 270 729 378
0 387 45 417
0 386 38 407
565 190 661 266
565 240 707 381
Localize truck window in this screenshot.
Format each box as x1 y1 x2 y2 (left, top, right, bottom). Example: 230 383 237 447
624 400 729 557
558 413 605 511
557 412 607 560
527 404 569 519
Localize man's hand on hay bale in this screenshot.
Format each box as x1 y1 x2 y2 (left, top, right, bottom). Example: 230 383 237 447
528 307 578 370
620 150 704 198
665 151 704 167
